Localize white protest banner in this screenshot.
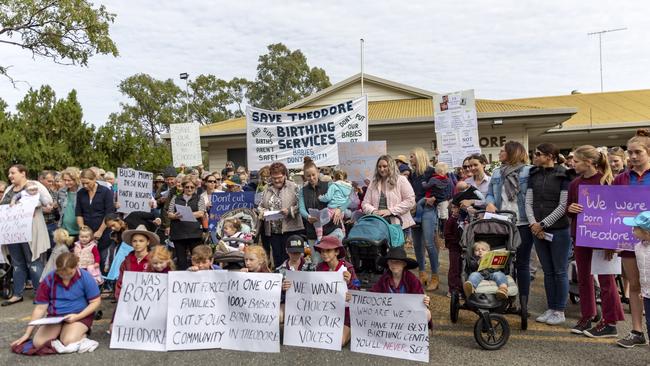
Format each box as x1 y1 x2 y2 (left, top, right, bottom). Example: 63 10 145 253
110 272 168 351
170 122 202 167
434 89 480 168
166 270 230 351
246 96 368 170
349 291 429 363
338 141 387 185
0 200 38 245
283 271 346 351
117 168 153 215
222 272 282 352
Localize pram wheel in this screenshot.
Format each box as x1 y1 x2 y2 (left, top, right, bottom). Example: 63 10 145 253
474 313 510 350
450 291 460 323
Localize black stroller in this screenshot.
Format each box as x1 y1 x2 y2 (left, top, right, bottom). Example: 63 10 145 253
343 214 405 288
0 262 12 299
449 210 523 350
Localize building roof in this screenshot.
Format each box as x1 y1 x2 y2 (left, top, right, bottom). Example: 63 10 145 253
504 89 650 129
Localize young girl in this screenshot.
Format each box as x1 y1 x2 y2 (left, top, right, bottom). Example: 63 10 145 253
104 214 130 282
317 170 353 240
622 211 650 347
40 228 74 282
241 245 271 273
74 226 103 285
463 241 509 300
147 246 175 273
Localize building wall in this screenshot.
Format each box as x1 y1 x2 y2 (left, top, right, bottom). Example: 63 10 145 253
207 137 247 173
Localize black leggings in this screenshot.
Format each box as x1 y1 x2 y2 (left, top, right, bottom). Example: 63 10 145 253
173 238 200 270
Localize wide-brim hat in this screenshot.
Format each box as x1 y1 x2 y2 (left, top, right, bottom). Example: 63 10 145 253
378 247 418 270
122 224 160 246
622 211 650 231
315 235 346 259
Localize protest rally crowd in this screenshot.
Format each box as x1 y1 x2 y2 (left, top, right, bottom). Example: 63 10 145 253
1 128 649 357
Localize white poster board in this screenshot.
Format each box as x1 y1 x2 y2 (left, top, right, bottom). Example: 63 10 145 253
0 200 38 245
117 168 153 215
337 141 387 185
246 96 368 170
170 122 203 167
434 89 481 168
349 291 429 363
283 271 346 351
221 272 283 353
110 272 168 351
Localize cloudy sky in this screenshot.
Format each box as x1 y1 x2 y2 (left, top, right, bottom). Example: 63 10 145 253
1 0 649 125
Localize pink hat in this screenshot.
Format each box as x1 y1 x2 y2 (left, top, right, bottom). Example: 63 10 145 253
314 235 347 259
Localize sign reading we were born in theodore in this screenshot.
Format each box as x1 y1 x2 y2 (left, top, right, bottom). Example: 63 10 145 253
117 168 153 214
576 185 650 250
170 122 202 167
246 96 368 170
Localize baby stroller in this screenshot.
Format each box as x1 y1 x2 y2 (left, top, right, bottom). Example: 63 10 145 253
343 214 405 288
208 208 260 249
0 262 13 299
449 210 522 350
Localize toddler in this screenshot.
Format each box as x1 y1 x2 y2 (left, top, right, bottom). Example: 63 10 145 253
147 246 175 273
414 162 450 223
40 228 74 281
463 241 508 300
217 218 247 253
188 245 222 271
317 170 352 239
74 226 103 285
623 211 650 345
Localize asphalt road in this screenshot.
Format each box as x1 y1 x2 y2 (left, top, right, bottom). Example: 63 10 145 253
1 248 648 366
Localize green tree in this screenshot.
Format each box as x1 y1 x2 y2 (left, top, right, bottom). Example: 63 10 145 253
0 0 119 83
246 43 331 110
187 75 249 125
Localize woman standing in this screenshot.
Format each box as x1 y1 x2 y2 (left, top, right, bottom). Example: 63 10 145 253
612 130 650 347
1 165 51 307
566 145 625 337
57 167 81 239
258 162 304 268
167 176 205 270
485 141 533 316
407 148 437 290
75 169 115 275
525 143 572 326
461 153 491 209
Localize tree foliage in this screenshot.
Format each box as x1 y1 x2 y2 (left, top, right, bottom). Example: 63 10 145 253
187 75 248 125
0 0 119 83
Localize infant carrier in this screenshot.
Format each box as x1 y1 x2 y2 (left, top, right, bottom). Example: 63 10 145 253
208 208 260 248
449 210 522 350
343 214 405 288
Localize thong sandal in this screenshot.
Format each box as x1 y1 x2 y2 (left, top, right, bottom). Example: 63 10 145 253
1 297 23 306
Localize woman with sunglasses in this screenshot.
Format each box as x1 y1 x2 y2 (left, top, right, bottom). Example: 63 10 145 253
460 154 491 209
167 175 206 270
200 174 223 210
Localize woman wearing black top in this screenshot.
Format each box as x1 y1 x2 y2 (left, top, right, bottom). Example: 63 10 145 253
167 175 205 270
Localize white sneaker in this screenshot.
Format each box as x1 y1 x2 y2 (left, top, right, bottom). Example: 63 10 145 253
77 338 99 353
536 309 553 323
546 311 566 325
52 339 81 353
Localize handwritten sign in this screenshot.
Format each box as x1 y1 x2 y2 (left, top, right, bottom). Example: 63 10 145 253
337 141 387 185
208 192 256 230
434 89 480 168
576 185 650 250
166 271 230 351
349 291 429 363
117 168 153 215
111 272 168 351
0 200 38 245
170 122 203 167
283 271 346 351
221 272 282 353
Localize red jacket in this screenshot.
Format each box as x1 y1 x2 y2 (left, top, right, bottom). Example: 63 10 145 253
115 252 149 300
371 270 424 294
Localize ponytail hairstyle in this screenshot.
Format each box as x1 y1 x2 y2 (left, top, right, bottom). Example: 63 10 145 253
104 213 127 232
303 156 318 173
574 145 613 185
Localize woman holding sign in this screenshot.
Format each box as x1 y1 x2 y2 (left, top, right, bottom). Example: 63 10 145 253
167 176 205 270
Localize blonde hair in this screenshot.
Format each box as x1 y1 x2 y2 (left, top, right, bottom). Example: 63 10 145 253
574 145 613 185
78 225 94 237
191 244 213 263
148 246 175 271
80 169 97 180
61 167 81 187
53 228 74 247
372 155 399 189
223 217 242 232
410 147 430 176
628 128 650 155
434 162 449 176
333 170 347 181
473 241 490 251
245 245 270 272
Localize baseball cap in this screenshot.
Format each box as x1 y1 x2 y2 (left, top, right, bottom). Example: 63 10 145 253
285 235 306 253
622 211 650 231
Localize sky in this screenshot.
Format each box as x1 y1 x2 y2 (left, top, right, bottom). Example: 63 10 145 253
1 0 649 126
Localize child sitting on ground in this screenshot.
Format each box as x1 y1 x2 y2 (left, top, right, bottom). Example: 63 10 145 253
241 245 271 273
317 170 353 240
40 228 74 282
623 211 650 346
188 245 222 271
463 241 509 300
147 246 175 273
216 218 248 253
73 226 103 285
275 235 315 274
414 162 450 223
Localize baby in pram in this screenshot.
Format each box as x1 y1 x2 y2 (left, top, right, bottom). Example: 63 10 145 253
463 241 509 300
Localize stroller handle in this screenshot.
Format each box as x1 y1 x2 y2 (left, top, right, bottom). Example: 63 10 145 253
471 210 518 223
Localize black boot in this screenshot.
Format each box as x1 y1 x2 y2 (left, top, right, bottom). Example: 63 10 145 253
519 295 529 330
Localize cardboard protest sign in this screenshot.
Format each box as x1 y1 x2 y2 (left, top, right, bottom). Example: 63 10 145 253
246 96 368 170
576 185 650 250
0 200 39 245
170 122 202 167
349 291 429 363
208 192 256 231
337 141 387 185
283 271 346 351
117 168 153 215
166 271 230 351
434 89 480 168
110 272 168 351
221 272 283 353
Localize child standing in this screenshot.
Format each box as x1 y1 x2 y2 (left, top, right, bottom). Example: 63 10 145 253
414 162 450 223
444 202 463 296
74 226 103 285
188 245 222 271
463 241 509 300
317 170 353 239
621 211 650 347
147 246 175 273
40 228 74 282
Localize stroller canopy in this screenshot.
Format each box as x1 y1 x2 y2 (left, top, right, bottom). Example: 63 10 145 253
346 215 405 248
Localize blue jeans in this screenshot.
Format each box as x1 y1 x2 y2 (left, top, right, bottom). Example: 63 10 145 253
515 225 534 297
7 243 44 298
414 198 427 223
46 222 57 249
533 227 571 311
412 205 439 273
468 271 507 288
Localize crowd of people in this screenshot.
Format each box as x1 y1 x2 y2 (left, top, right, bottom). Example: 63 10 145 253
2 128 650 355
